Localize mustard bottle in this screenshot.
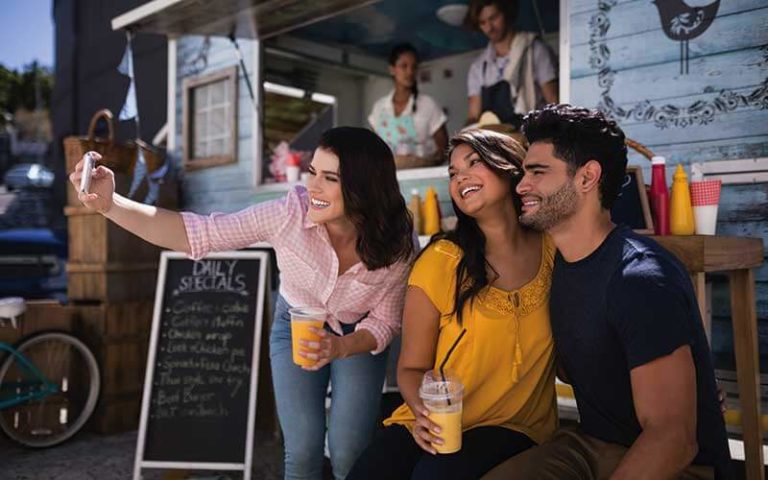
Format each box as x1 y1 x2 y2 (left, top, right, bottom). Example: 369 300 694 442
408 189 422 235
422 186 441 236
669 164 695 235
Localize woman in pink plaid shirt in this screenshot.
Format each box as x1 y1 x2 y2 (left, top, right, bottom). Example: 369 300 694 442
69 127 416 480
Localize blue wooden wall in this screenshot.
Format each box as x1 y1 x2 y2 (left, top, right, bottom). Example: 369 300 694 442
569 0 768 371
174 36 261 214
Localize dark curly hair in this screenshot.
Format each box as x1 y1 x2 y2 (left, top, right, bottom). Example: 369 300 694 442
522 104 628 209
317 127 415 270
388 43 420 113
466 0 519 31
430 129 526 325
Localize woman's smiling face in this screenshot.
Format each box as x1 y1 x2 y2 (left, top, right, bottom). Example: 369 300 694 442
448 143 513 217
306 147 346 224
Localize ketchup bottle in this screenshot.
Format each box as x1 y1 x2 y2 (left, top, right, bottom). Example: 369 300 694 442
650 156 670 235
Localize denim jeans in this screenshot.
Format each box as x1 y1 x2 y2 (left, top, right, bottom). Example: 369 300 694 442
269 295 389 480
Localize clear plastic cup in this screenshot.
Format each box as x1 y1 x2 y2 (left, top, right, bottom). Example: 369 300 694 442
288 307 326 367
419 370 463 454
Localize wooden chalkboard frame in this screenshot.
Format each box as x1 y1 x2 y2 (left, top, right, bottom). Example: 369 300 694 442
133 251 269 480
627 165 654 235
611 165 655 235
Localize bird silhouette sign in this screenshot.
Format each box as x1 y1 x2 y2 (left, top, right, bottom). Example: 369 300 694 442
652 0 721 74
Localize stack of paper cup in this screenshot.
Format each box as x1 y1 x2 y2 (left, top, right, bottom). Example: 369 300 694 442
689 179 721 235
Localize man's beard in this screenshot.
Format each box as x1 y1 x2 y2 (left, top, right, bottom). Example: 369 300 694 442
519 181 578 231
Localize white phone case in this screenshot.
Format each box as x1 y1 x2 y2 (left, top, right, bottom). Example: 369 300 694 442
79 152 95 194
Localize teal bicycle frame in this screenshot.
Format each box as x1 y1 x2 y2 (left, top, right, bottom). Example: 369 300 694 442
0 341 60 410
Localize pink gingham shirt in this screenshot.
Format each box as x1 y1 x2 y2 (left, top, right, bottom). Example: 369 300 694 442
181 186 413 354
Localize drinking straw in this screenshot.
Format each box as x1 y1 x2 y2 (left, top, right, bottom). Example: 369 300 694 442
437 328 467 405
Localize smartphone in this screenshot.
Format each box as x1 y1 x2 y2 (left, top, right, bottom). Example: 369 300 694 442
79 152 96 194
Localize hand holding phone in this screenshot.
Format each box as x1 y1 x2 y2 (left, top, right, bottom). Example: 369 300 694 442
79 152 96 194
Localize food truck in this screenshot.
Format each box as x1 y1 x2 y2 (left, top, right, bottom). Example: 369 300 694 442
104 0 767 477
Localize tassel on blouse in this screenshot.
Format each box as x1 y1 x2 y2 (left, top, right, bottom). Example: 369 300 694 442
511 337 523 383
510 291 523 383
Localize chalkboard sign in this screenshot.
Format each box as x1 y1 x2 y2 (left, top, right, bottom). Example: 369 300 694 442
133 251 269 480
611 165 654 234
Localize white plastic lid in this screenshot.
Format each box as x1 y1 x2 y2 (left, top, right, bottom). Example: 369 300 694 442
690 163 704 181
651 156 666 165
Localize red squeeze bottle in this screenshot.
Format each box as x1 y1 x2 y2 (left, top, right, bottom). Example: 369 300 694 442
649 156 670 235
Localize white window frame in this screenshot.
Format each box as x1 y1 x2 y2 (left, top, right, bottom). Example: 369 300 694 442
182 65 238 171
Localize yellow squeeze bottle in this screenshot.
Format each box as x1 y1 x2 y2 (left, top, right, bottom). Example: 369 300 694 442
669 164 695 235
408 189 423 235
422 186 441 235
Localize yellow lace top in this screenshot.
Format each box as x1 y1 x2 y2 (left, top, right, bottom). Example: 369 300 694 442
384 235 557 445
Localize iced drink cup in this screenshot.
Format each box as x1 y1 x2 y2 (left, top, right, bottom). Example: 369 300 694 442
289 307 326 367
419 370 463 454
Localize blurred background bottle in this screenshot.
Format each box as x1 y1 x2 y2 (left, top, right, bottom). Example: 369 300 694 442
650 156 670 235
422 186 441 236
408 188 422 235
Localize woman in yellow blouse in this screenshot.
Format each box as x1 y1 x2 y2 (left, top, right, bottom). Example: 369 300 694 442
347 129 557 480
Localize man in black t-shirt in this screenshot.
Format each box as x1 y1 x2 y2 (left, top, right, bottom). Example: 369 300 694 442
483 105 730 479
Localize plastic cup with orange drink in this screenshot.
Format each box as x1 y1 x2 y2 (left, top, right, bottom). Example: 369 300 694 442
419 370 464 454
288 307 326 367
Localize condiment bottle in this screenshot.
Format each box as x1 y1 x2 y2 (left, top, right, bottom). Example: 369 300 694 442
669 164 695 235
422 186 441 235
649 156 670 235
408 188 422 235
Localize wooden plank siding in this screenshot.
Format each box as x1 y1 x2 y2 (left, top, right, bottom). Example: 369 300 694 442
568 0 768 372
570 0 766 49
568 2 768 159
173 35 259 214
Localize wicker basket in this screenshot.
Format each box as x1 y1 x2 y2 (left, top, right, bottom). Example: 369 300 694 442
63 109 136 175
626 138 655 161
63 109 166 205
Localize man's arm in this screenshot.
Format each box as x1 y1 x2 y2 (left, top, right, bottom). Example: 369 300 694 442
432 124 448 161
610 345 698 480
540 79 558 104
466 95 482 125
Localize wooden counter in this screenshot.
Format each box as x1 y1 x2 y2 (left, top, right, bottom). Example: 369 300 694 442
653 235 765 480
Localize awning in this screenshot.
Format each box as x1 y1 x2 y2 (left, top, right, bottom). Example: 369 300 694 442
111 0 379 39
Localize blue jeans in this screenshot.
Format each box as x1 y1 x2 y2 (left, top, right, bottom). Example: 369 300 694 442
269 295 389 480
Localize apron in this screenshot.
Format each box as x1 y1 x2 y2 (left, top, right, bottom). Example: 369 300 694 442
376 111 419 155
480 60 523 128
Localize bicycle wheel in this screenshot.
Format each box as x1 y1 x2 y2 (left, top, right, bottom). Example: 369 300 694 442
0 332 100 448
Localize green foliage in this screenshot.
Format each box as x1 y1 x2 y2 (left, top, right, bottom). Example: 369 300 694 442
0 61 53 115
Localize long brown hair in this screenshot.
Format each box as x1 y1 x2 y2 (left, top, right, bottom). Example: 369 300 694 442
389 43 420 113
318 127 415 270
436 129 526 324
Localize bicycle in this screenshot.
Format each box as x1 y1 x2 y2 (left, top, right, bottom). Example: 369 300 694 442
0 297 101 448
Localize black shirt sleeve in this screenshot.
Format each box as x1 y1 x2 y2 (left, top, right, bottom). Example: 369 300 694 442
607 253 695 370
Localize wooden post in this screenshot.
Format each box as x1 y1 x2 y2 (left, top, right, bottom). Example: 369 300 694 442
730 269 764 480
691 272 710 342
